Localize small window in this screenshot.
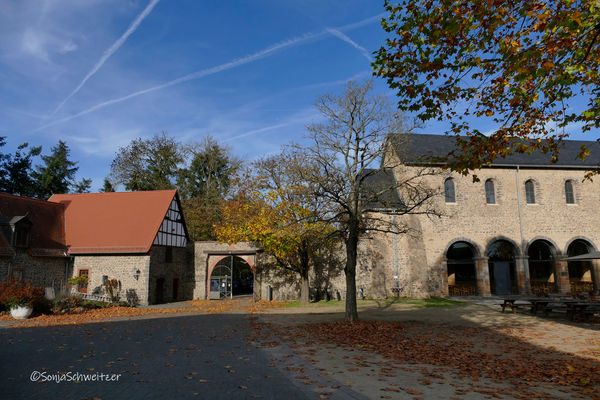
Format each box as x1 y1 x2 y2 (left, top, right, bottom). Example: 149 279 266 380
565 180 575 204
78 269 89 293
485 179 496 204
13 226 30 248
165 247 173 263
11 268 24 280
525 180 536 204
444 178 456 203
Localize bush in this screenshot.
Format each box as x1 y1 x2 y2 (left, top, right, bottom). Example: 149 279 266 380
51 295 84 314
82 300 109 310
0 277 44 308
33 297 53 315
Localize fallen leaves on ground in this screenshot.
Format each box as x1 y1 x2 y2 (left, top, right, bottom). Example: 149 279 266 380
0 299 284 328
256 320 600 398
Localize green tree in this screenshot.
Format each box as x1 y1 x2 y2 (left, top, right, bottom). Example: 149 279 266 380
177 136 239 200
72 178 92 193
374 0 600 177
216 152 335 304
0 137 41 197
178 136 240 241
100 178 115 192
110 132 183 191
32 140 79 199
297 80 441 320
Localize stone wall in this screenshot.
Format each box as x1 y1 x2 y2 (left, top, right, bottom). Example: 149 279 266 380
192 242 260 300
147 245 194 305
381 160 600 297
0 251 69 293
72 253 150 305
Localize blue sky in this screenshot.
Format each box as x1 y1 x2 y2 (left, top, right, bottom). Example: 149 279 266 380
1 1 597 191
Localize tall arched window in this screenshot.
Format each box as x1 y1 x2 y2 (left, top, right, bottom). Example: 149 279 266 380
565 180 575 204
485 179 495 204
525 180 536 204
444 178 455 203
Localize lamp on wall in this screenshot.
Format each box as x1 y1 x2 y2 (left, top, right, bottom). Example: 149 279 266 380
133 268 141 280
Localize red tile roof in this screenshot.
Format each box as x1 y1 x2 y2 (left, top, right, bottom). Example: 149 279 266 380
49 190 180 254
0 193 67 257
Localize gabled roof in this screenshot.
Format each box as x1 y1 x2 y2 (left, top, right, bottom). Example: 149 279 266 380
49 190 183 254
392 134 600 168
0 193 67 257
360 169 405 211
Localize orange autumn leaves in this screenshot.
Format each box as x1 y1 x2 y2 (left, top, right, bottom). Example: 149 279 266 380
375 0 600 177
0 300 283 328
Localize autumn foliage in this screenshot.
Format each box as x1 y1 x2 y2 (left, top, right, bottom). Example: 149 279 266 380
0 277 44 308
374 0 600 177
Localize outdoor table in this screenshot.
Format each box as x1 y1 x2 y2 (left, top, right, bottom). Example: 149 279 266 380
500 296 524 313
565 302 592 321
528 298 552 315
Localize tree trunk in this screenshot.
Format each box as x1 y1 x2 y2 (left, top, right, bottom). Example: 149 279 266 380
299 272 310 304
344 222 359 321
299 244 310 304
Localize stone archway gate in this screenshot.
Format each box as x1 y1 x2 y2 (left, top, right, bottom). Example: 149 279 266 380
192 242 263 300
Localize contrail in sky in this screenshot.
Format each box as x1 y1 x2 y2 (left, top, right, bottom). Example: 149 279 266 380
34 14 382 132
51 0 161 115
326 28 372 62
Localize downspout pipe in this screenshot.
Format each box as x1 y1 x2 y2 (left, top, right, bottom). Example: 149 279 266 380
515 166 530 294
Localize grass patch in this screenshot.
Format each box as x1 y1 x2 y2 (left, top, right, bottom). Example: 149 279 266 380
370 297 464 308
283 300 345 308
282 298 462 309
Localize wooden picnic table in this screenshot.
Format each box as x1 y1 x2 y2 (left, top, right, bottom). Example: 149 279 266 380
500 296 526 313
564 301 600 321
527 298 552 315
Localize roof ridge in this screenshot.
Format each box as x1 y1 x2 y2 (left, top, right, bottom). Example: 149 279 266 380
0 192 64 207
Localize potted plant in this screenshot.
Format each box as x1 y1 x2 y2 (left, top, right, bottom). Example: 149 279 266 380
0 277 44 319
68 275 89 293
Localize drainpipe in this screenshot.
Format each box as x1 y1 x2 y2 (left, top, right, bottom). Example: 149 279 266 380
392 214 399 289
515 166 530 293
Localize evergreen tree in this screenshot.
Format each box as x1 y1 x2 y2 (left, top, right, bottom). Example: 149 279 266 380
0 138 41 197
100 178 115 192
32 140 79 199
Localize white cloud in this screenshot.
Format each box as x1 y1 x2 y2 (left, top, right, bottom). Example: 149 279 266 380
58 39 78 54
52 0 161 114
326 28 372 62
31 14 383 133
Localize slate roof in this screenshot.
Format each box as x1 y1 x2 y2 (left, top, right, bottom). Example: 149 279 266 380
361 169 405 211
49 190 182 254
391 133 600 168
0 193 67 257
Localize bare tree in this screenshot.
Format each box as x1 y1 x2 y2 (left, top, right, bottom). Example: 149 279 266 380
295 80 442 321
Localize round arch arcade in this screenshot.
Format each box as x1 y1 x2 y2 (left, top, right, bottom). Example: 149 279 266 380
486 239 518 295
567 239 595 293
527 239 559 295
206 250 260 300
446 241 477 296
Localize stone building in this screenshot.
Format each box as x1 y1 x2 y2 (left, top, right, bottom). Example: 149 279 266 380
3 133 600 303
0 193 69 293
353 134 600 299
49 190 192 305
0 190 191 306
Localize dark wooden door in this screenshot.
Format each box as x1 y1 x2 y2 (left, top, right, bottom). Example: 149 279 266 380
493 262 511 295
156 278 165 304
172 278 179 301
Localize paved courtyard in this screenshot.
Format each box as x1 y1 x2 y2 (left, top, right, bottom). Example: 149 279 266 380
1 300 600 399
0 313 363 400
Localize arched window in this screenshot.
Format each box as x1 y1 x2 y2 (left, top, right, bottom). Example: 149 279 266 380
525 180 535 204
565 180 575 204
485 179 495 204
444 178 455 203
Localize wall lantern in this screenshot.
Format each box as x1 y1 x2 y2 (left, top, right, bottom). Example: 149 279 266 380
133 268 141 280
